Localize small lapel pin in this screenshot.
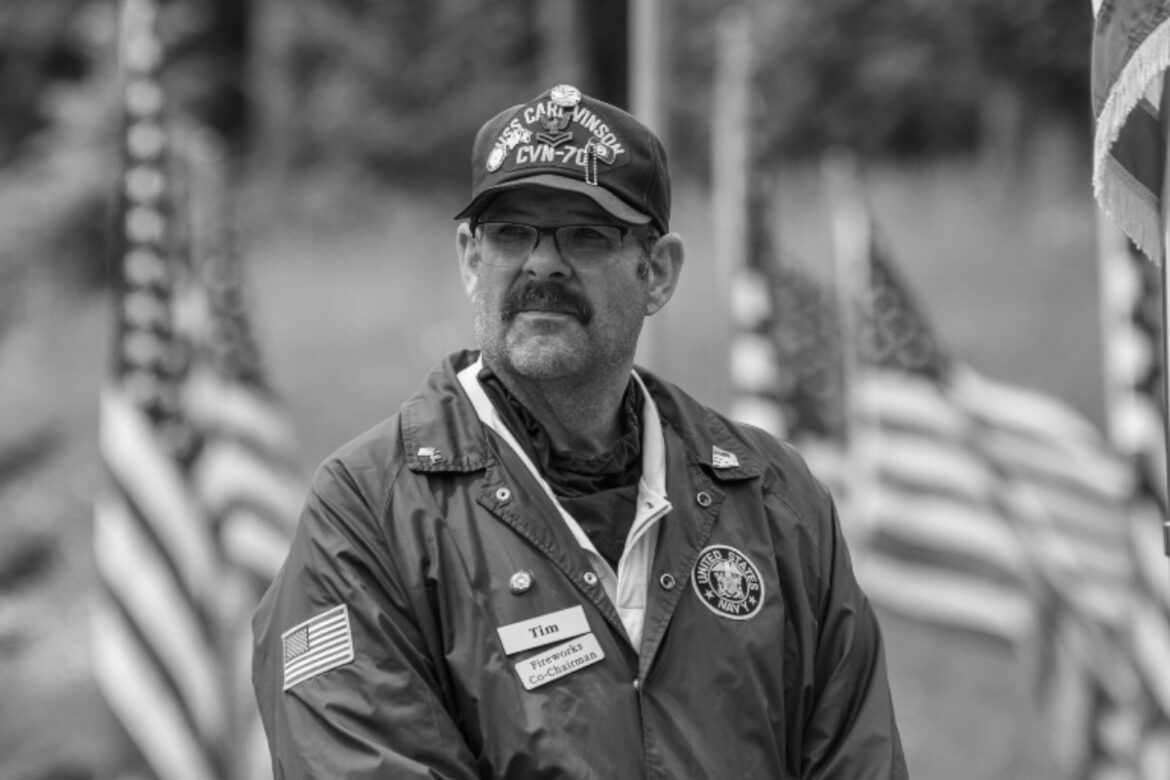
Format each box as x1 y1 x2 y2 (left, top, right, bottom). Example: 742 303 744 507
509 570 534 595
712 446 738 469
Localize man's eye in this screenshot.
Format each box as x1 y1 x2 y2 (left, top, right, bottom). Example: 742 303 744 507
493 225 533 241
563 226 617 248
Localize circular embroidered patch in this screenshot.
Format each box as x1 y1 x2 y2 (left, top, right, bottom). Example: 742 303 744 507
692 545 764 620
486 144 506 172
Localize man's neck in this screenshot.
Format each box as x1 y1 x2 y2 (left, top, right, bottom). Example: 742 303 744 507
486 362 633 456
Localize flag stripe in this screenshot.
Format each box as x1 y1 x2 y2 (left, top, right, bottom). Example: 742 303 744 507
221 512 294 582
105 478 212 627
1130 502 1170 605
864 494 1030 576
193 439 302 533
98 578 208 753
285 642 351 677
186 372 298 455
1133 601 1170 713
92 596 220 780
94 492 225 738
1107 101 1163 200
855 556 1034 641
101 388 219 600
847 369 1035 642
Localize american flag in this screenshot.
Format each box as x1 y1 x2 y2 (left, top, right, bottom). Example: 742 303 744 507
94 2 301 778
1098 217 1170 777
174 126 302 588
1090 0 1170 262
849 226 1145 776
93 2 225 778
754 179 1037 641
281 605 354 691
173 121 304 780
843 237 1041 643
1092 0 1170 770
812 160 1143 668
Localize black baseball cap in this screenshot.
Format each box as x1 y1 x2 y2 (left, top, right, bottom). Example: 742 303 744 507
454 85 671 233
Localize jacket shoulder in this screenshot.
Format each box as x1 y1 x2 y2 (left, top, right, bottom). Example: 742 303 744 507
308 412 410 524
641 370 833 509
717 410 832 506
639 370 814 469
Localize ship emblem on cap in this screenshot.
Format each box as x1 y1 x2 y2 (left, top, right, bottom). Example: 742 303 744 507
692 545 764 620
543 84 583 149
486 124 533 172
537 98 572 146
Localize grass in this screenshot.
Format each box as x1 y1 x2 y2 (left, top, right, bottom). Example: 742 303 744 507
0 153 1108 778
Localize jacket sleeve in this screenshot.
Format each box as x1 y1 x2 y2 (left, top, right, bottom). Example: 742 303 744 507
801 494 910 780
252 457 481 780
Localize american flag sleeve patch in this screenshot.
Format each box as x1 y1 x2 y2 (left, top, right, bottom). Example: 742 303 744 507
281 605 355 691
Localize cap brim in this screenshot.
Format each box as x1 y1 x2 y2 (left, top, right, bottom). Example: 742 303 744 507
454 174 652 226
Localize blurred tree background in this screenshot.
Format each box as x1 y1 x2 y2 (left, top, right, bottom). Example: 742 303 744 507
0 0 1092 299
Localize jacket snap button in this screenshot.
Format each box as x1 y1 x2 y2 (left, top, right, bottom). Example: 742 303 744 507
633 678 641 692
659 573 676 590
582 571 599 587
509 570 534 594
495 487 512 502
696 491 712 507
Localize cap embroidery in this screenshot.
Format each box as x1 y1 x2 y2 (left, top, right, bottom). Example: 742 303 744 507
549 84 581 107
458 83 669 233
483 84 626 177
486 124 532 173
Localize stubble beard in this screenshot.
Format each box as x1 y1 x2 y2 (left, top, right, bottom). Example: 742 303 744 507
473 276 647 386
476 312 592 381
475 308 643 387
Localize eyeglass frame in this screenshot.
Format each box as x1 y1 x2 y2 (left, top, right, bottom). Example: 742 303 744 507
469 219 635 265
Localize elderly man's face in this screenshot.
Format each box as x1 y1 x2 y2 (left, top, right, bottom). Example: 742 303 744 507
456 188 652 385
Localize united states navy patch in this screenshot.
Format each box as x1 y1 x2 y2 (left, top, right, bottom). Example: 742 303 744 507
282 605 354 691
692 545 764 620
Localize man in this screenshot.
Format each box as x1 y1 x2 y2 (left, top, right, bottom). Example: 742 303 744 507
253 84 908 779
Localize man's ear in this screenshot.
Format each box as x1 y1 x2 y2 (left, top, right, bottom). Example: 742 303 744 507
456 222 480 302
644 233 685 316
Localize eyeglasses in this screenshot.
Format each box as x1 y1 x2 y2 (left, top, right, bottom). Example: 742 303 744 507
474 221 630 265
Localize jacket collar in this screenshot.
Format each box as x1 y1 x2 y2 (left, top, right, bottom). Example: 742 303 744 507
637 370 764 482
401 350 764 482
401 350 492 473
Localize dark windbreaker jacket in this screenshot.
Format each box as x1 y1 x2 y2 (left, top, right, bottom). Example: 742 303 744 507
253 350 908 779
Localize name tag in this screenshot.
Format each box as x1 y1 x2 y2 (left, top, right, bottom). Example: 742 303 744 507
497 605 590 656
515 633 605 690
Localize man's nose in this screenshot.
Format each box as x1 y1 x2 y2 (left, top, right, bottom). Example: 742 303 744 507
522 231 572 278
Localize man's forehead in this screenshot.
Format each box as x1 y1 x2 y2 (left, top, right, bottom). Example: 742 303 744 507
478 188 615 223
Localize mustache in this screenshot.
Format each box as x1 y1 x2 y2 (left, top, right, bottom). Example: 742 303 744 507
501 281 592 324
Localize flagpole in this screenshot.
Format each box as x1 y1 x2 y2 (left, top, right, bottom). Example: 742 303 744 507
1160 73 1170 566
630 0 665 373
714 6 754 425
823 150 870 442
823 150 874 524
